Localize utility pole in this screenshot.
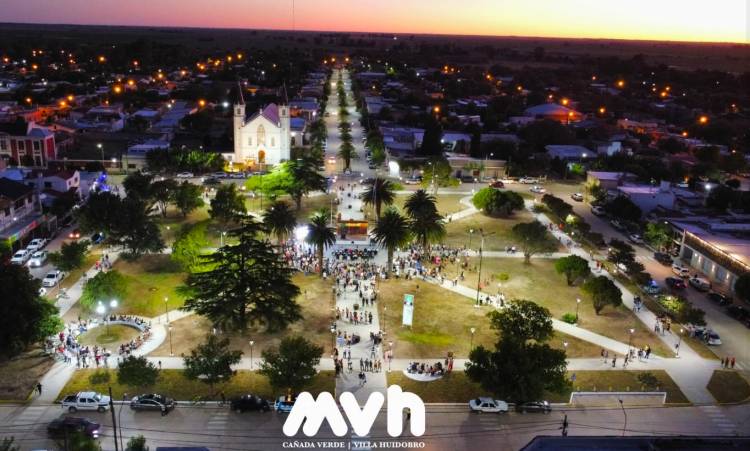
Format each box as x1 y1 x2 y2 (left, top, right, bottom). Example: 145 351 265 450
475 229 495 306
560 414 568 436
109 386 119 451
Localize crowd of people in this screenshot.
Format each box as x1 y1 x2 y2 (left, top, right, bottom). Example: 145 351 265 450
407 361 446 377
333 248 378 260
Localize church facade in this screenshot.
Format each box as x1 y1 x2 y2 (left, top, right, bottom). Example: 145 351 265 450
233 102 291 167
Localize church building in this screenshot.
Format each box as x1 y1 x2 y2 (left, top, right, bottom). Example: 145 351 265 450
233 92 291 167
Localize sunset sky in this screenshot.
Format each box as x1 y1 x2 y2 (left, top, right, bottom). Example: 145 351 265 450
4 0 749 43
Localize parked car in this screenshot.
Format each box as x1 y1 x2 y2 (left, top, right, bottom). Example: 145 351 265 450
702 330 722 346
368 162 378 169
610 219 626 231
628 233 644 244
27 238 49 251
530 185 546 194
404 177 421 185
327 156 337 165
653 252 673 266
643 282 661 295
469 397 508 414
570 193 584 202
62 391 111 413
230 394 272 413
519 177 538 184
590 205 606 216
42 270 65 287
203 177 221 186
489 180 505 189
90 232 105 245
211 172 228 179
726 305 750 321
707 292 732 306
671 264 691 278
10 249 32 264
28 250 48 267
665 277 686 290
688 276 711 292
516 401 551 414
175 172 194 178
47 417 101 439
130 393 175 412
274 395 296 413
68 228 81 240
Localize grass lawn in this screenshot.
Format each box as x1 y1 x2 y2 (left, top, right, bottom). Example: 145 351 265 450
56 369 335 401
112 255 188 317
378 278 498 358
155 206 211 245
387 371 483 403
372 194 468 218
707 370 750 404
550 331 610 358
149 273 334 357
437 258 673 357
246 193 336 222
550 370 689 404
440 210 546 251
78 325 142 347
59 249 103 291
0 350 55 401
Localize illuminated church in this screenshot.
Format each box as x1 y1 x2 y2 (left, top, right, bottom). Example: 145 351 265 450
233 90 291 167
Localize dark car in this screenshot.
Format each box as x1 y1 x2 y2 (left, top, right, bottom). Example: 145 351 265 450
130 393 175 412
60 216 75 228
203 177 221 186
516 401 551 414
653 252 673 266
707 292 732 306
726 305 750 321
90 232 105 245
68 228 81 240
489 180 505 189
47 417 101 438
230 394 271 413
665 277 686 290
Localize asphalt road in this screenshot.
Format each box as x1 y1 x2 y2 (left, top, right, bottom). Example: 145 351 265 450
2 402 748 451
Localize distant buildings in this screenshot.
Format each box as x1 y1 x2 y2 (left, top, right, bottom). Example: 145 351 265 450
524 103 582 123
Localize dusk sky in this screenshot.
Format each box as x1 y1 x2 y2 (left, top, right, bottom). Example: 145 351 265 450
3 0 749 43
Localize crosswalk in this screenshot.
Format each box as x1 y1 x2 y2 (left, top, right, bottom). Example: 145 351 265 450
10 405 48 425
699 405 736 434
206 408 231 432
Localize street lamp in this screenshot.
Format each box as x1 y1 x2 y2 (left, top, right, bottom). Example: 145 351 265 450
475 229 496 306
220 231 227 247
627 328 635 352
388 341 393 372
575 298 581 323
468 229 474 250
249 340 255 369
164 297 169 323
383 305 387 336
676 328 683 357
330 326 336 351
470 327 476 349
168 324 173 356
97 143 103 162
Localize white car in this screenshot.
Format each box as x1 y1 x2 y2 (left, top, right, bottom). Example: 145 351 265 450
628 233 644 244
703 330 722 346
689 276 711 291
10 249 32 264
42 270 65 287
27 238 49 251
469 397 509 414
61 391 111 413
610 219 626 231
28 250 48 267
590 205 606 216
571 193 584 202
671 264 691 278
175 172 194 178
519 177 538 184
530 185 546 194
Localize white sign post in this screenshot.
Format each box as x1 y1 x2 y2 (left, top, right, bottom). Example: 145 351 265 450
402 293 414 326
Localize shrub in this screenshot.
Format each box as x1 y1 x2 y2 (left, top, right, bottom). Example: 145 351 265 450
89 370 111 385
657 295 706 326
472 188 524 217
637 372 659 390
497 273 510 282
561 313 577 324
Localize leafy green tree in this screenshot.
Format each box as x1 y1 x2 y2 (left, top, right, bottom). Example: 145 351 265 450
582 276 623 314
605 196 642 223
554 255 591 286
183 334 242 392
259 335 323 392
706 185 736 212
262 201 296 244
151 178 178 217
360 177 396 219
171 223 209 271
75 191 123 235
125 435 148 451
305 211 336 274
56 431 101 451
472 188 524 217
0 437 19 451
117 198 165 259
404 190 445 253
541 194 573 220
80 270 128 312
183 217 301 331
465 300 568 404
607 239 636 266
644 222 673 250
419 115 443 157
511 221 558 263
122 172 154 202
49 241 89 271
287 157 327 211
173 181 204 218
209 184 247 230
371 207 411 277
338 141 356 171
0 263 62 358
49 192 78 219
117 356 159 389
734 273 750 304
420 159 457 193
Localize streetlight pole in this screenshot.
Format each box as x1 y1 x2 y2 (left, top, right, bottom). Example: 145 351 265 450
97 143 104 164
475 229 495 306
468 228 474 250
676 328 683 357
575 298 581 323
383 305 387 336
164 297 169 323
388 341 393 372
249 340 255 369
470 327 475 349
627 328 634 352
618 399 628 437
168 324 173 356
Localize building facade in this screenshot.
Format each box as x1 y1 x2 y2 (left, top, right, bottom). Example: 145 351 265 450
233 101 291 167
0 122 56 167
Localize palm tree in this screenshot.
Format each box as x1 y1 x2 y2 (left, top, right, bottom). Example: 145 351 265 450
262 200 296 244
404 189 445 254
371 207 411 277
360 177 396 219
305 210 336 274
338 141 356 171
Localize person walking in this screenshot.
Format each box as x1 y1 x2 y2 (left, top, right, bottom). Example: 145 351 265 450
731 357 736 369
612 356 617 368
36 383 42 396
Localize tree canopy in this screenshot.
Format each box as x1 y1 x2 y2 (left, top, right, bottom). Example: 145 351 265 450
183 334 242 389
582 276 623 314
259 335 324 392
117 355 159 388
554 255 591 286
472 188 524 217
511 221 558 263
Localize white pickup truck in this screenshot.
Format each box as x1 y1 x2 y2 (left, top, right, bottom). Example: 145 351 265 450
61 391 111 413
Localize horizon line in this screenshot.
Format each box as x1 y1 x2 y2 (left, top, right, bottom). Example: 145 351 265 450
1 21 748 46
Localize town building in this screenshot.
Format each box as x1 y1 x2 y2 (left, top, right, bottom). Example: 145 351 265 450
0 121 56 167
0 177 50 249
232 93 291 168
